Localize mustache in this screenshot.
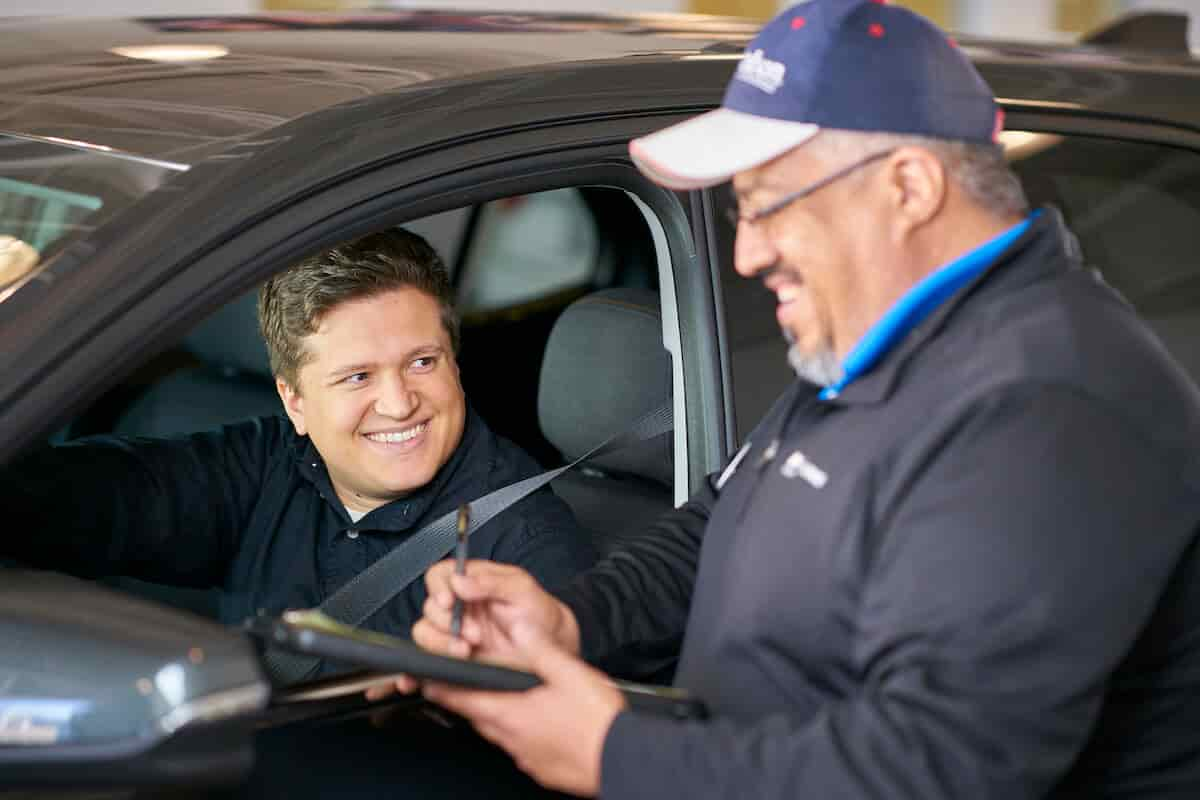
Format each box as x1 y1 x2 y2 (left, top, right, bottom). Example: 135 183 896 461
758 263 805 288
758 264 783 282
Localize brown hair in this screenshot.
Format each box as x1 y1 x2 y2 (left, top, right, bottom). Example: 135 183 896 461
258 229 459 388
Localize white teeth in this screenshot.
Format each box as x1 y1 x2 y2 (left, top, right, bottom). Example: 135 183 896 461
365 422 427 444
777 286 802 303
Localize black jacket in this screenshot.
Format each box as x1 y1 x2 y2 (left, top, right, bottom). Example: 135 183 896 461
5 406 593 662
558 209 1200 799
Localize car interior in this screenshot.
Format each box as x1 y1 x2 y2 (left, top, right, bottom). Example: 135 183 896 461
52 184 675 626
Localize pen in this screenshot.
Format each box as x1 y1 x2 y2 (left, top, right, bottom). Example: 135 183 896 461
451 503 469 637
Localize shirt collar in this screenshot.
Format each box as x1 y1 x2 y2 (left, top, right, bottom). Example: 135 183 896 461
819 211 1040 402
293 403 489 531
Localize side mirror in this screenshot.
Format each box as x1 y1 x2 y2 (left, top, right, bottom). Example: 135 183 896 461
0 570 269 789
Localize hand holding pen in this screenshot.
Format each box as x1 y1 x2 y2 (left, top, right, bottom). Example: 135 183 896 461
451 503 469 638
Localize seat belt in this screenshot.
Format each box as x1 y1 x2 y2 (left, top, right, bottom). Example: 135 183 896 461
263 402 673 684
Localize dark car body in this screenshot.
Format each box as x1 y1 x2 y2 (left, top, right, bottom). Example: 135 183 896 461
2 9 1200 797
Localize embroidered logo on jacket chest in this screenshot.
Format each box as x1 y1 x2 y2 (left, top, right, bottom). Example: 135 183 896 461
780 450 828 488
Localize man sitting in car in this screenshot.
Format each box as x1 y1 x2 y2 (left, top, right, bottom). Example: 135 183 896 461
1 228 593 680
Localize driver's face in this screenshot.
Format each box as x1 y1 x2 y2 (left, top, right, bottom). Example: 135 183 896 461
278 287 466 514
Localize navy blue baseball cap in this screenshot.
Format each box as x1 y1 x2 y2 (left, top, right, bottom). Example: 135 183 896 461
631 0 1002 190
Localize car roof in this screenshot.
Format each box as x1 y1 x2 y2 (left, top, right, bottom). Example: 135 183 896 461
0 12 759 163
2 10 1200 164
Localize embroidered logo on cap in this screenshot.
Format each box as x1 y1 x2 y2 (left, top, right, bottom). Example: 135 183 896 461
736 49 787 95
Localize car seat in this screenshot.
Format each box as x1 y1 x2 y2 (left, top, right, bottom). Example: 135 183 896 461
114 290 280 437
537 288 674 558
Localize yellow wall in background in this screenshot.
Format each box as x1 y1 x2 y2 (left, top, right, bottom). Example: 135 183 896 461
892 1 952 28
1056 0 1118 33
687 0 777 18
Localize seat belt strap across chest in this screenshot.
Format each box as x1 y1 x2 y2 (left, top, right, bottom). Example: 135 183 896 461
263 402 673 684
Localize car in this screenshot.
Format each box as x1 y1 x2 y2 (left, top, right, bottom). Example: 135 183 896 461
3 7 1200 797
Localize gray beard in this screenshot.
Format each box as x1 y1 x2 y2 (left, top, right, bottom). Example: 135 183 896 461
782 328 844 387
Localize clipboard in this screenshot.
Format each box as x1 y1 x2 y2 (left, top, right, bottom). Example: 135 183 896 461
246 610 707 721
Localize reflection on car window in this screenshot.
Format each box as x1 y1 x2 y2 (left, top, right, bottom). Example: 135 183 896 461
1005 133 1200 383
1005 133 1200 305
456 188 599 313
716 131 1200 440
0 176 101 254
0 134 184 303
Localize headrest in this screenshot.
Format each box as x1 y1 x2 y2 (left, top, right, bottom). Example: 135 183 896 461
538 288 673 486
185 290 274 379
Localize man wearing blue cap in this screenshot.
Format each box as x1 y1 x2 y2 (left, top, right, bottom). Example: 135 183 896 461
393 1 1200 797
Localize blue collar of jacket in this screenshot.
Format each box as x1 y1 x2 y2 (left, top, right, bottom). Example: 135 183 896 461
818 210 1041 402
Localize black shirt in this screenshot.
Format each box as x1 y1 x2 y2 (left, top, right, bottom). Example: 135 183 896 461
5 406 593 658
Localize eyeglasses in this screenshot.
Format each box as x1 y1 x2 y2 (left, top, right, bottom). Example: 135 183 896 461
725 148 896 229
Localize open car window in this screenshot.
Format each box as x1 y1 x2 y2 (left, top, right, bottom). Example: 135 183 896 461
23 183 670 655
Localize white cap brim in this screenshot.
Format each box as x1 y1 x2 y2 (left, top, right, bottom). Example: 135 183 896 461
629 108 820 190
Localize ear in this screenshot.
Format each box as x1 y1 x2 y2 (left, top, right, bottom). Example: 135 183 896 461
276 377 307 436
885 146 946 239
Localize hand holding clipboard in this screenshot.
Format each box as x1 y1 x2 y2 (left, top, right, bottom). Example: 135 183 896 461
249 609 706 721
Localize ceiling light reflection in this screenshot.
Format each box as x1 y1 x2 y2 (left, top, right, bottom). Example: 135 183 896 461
109 45 229 63
999 130 1064 161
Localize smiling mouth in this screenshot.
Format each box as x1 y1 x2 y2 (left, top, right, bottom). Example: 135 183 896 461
364 421 428 444
774 284 804 305
764 269 804 305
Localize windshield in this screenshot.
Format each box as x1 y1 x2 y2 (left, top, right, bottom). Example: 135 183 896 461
0 133 186 300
